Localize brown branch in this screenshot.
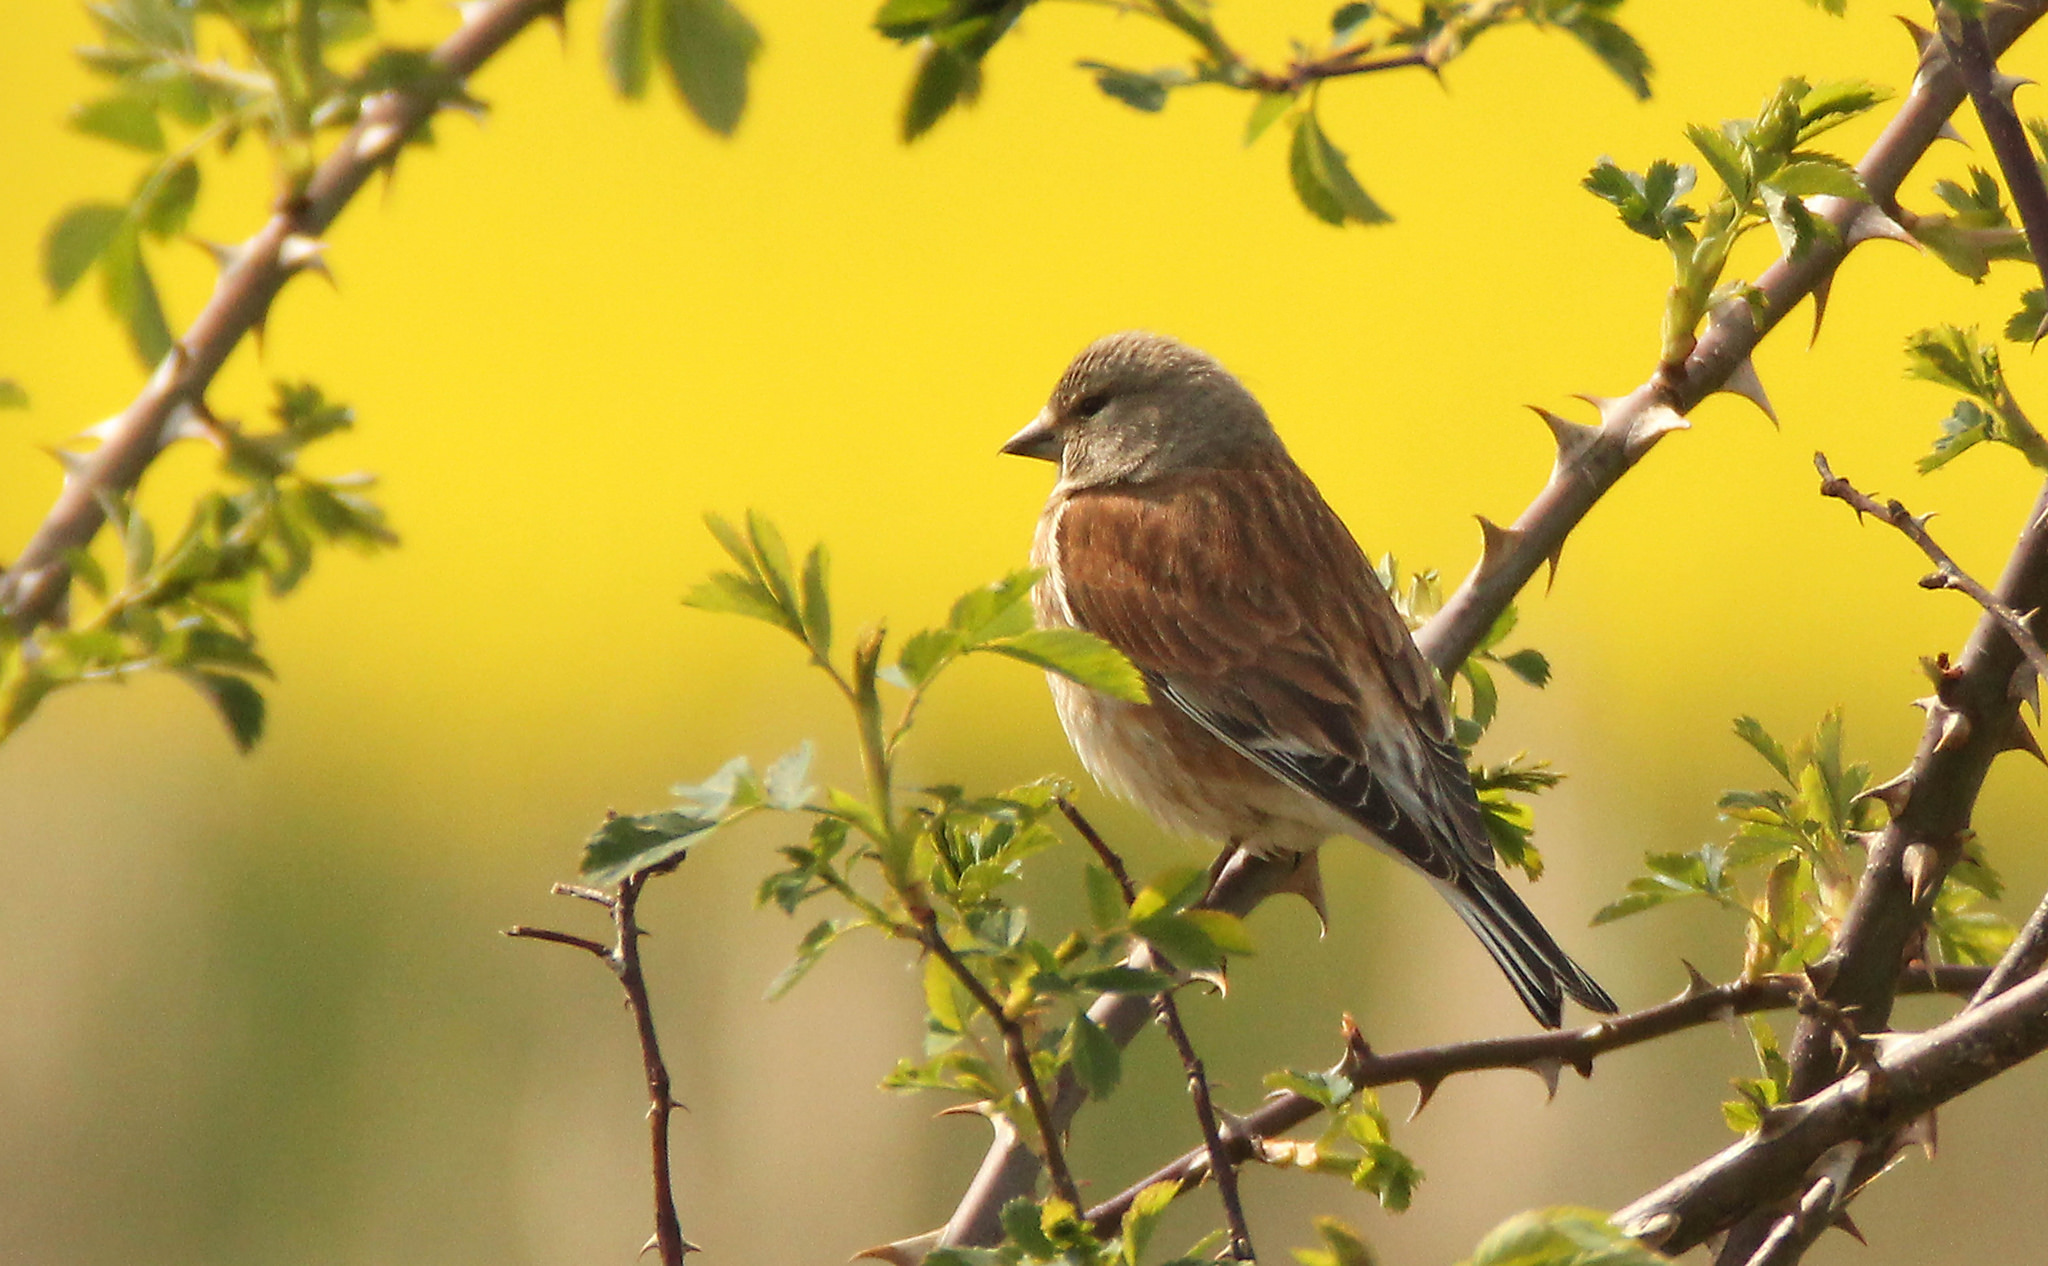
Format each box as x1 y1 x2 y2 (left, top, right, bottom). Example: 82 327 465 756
1245 51 1433 95
1057 798 1254 1262
1080 966 1985 1235
1615 960 2048 1254
919 911 1086 1213
1815 452 2048 690
0 0 568 632
504 869 693 1265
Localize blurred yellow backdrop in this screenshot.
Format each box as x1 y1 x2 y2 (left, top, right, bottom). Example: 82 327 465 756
2 2 2046 1263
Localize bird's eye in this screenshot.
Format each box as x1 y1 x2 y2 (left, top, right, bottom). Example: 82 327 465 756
1073 392 1110 420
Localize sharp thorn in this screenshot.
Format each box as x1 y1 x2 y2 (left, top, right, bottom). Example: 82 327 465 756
1271 848 1330 935
1680 959 1715 998
1902 841 1942 905
1809 274 1832 348
1719 357 1778 425
1833 1211 1868 1246
1936 707 1972 753
1935 119 1967 145
1526 1055 1563 1102
1527 404 1600 470
2001 715 2047 766
1407 1078 1439 1122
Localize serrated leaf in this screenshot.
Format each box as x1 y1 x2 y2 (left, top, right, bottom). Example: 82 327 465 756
978 628 1147 703
1497 648 1550 687
1769 156 1865 201
141 158 200 239
2004 289 2046 344
682 570 797 632
1000 1198 1058 1257
181 670 265 751
1921 399 1995 472
1289 109 1391 227
660 0 761 136
1065 1013 1120 1098
1684 124 1748 201
1732 716 1792 782
73 94 165 151
43 203 126 300
580 808 720 885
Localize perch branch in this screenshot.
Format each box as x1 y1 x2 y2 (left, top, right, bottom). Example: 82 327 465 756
1080 966 1984 1235
505 870 693 1265
1615 959 2048 1254
0 0 568 632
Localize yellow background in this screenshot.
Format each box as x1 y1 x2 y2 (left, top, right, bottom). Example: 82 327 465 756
2 2 2045 1262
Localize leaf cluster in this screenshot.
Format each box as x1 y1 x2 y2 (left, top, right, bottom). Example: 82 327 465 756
1 380 393 750
602 0 762 136
1903 324 2048 473
1262 1067 1424 1213
876 0 1650 225
926 1186 1224 1266
1457 1207 1672 1266
1583 78 1888 365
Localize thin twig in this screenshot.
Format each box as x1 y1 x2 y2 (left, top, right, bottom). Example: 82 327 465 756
505 870 694 1265
1816 452 2048 691
1740 1159 1853 1266
0 0 568 632
919 911 1086 1213
1080 966 1985 1234
1057 797 1255 1262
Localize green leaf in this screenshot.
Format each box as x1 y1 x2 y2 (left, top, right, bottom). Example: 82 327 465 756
0 381 28 410
1904 325 1999 401
2004 289 2046 344
1732 716 1792 783
1683 124 1748 202
949 569 1039 642
671 754 760 816
1181 908 1254 954
1000 1198 1058 1258
1264 1067 1356 1107
978 628 1148 703
1796 80 1890 143
42 203 126 299
1128 865 1208 921
682 570 795 632
180 670 265 751
765 919 844 999
1498 648 1550 687
923 951 967 1032
1921 400 1995 472
579 807 720 885
660 0 762 136
1129 910 1225 970
72 94 165 151
1293 1215 1377 1266
602 0 657 97
1245 91 1293 145
1461 659 1498 729
1767 156 1865 201
885 627 964 690
902 43 975 142
1080 62 1169 112
1460 1207 1672 1266
874 0 953 37
100 229 173 366
1289 108 1391 227
142 158 201 239
1065 1014 1120 1098
1120 1180 1182 1266
1083 865 1125 930
799 543 832 655
1073 965 1174 993
1561 13 1651 101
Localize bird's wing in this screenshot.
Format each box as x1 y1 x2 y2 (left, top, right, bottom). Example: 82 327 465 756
1050 458 1497 881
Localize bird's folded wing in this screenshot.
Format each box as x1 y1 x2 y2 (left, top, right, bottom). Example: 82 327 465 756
1053 461 1497 880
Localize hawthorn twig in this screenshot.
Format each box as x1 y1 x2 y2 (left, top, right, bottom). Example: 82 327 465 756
1616 959 2048 1254
918 910 1086 1213
1080 965 1986 1235
506 872 694 1266
0 0 567 632
1941 6 2048 302
1816 452 2048 691
1741 1157 1855 1266
1057 797 1254 1262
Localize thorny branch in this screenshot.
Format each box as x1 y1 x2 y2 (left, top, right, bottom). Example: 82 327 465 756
506 872 694 1266
1081 966 1986 1236
1056 797 1254 1263
0 0 569 632
1617 957 2048 1254
1814 451 2048 691
936 3 2048 1244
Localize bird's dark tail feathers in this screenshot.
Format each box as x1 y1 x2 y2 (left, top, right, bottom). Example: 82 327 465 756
1439 865 1617 1029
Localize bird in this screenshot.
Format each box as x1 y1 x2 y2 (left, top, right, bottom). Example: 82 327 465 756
1001 330 1617 1029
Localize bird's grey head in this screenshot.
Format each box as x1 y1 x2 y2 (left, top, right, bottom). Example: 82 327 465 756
1001 331 1281 490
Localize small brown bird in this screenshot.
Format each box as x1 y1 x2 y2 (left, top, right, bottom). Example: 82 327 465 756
1003 331 1617 1029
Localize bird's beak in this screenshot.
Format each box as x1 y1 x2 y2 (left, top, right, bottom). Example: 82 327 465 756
1001 410 1062 463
